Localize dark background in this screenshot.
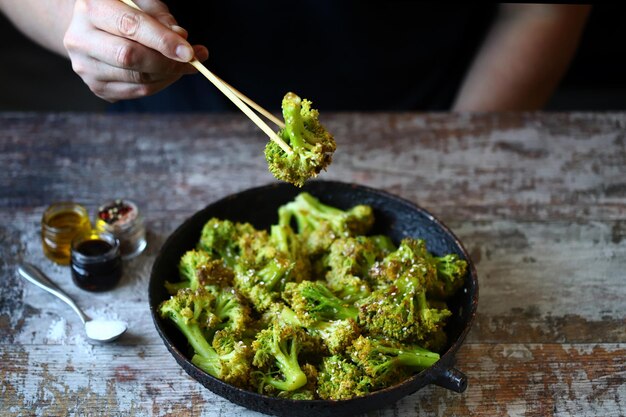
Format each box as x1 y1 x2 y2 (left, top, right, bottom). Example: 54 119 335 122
0 4 624 112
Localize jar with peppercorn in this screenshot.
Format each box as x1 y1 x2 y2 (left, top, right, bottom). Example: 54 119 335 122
95 199 147 259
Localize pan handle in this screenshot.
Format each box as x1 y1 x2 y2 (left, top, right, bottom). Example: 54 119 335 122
432 367 468 393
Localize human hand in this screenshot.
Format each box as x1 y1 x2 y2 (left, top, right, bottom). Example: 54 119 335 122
63 0 209 102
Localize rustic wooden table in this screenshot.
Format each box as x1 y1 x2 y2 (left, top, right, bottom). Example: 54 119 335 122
1 112 624 416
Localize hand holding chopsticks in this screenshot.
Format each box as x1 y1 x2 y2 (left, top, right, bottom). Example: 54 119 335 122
118 0 291 154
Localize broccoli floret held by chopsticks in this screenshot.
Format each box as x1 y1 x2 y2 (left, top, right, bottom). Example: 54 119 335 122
265 93 336 187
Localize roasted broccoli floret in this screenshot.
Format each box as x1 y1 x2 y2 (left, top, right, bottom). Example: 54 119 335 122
357 239 453 342
165 249 235 294
198 218 258 268
234 254 292 312
194 328 253 387
317 355 372 400
326 236 393 277
159 288 252 387
427 253 468 300
284 280 358 327
251 322 313 393
322 235 395 302
269 223 312 282
279 192 374 256
349 336 440 389
234 223 310 312
276 362 319 400
308 317 361 355
209 286 252 336
358 280 452 344
265 92 336 187
367 237 435 289
268 302 360 355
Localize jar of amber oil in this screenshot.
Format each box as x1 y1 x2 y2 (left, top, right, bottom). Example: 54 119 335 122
41 202 91 265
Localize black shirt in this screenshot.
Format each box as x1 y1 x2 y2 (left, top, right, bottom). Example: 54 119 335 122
111 2 497 112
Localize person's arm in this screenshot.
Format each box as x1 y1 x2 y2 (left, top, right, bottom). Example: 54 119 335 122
0 0 208 102
453 4 591 112
0 0 74 56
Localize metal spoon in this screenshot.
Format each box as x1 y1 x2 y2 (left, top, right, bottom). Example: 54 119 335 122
17 263 127 343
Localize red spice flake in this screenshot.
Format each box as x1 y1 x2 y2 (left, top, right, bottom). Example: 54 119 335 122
98 199 136 225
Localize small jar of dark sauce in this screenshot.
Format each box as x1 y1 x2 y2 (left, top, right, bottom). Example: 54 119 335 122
71 231 122 292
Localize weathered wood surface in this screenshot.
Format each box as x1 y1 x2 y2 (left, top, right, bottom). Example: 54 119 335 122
1 112 625 416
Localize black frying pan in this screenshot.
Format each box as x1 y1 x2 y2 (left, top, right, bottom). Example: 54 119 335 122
149 180 478 416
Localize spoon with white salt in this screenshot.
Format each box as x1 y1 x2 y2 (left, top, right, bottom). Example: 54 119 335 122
17 263 127 343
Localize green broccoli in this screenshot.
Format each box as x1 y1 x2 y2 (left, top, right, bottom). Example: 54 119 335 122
357 240 453 343
322 235 395 302
268 302 360 355
278 192 374 256
283 280 358 327
367 237 436 289
326 236 394 277
317 355 372 400
427 253 468 300
307 317 361 355
234 252 291 309
349 336 440 389
165 249 235 294
159 287 252 387
196 328 253 387
368 238 467 299
163 193 467 399
198 218 258 268
209 286 252 336
251 322 312 393
269 223 312 282
233 223 310 312
358 279 452 343
265 92 336 187
276 363 319 400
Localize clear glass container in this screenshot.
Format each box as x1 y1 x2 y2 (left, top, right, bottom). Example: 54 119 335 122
41 202 92 265
70 230 123 292
95 199 147 259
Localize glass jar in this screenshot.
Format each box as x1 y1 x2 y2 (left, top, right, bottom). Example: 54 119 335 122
41 202 92 265
95 199 147 260
70 230 123 292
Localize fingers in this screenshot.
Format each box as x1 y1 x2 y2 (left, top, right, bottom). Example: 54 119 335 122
87 0 195 62
63 0 209 102
132 0 176 26
85 30 201 77
71 42 207 101
92 77 182 103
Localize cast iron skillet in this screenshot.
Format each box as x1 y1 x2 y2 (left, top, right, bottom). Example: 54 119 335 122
149 180 478 417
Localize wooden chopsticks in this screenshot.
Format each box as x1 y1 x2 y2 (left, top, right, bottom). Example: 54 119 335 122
119 0 291 154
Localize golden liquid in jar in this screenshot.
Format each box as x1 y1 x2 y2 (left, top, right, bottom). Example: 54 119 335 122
42 206 91 265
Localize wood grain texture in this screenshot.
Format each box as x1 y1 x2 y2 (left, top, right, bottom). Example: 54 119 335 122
1 112 625 416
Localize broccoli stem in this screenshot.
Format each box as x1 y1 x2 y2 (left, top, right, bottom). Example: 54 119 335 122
258 258 289 290
377 344 440 369
214 293 239 329
278 305 302 327
297 192 341 220
282 95 316 150
416 291 429 316
191 351 223 378
300 282 359 321
267 338 308 391
167 314 211 355
166 312 225 377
